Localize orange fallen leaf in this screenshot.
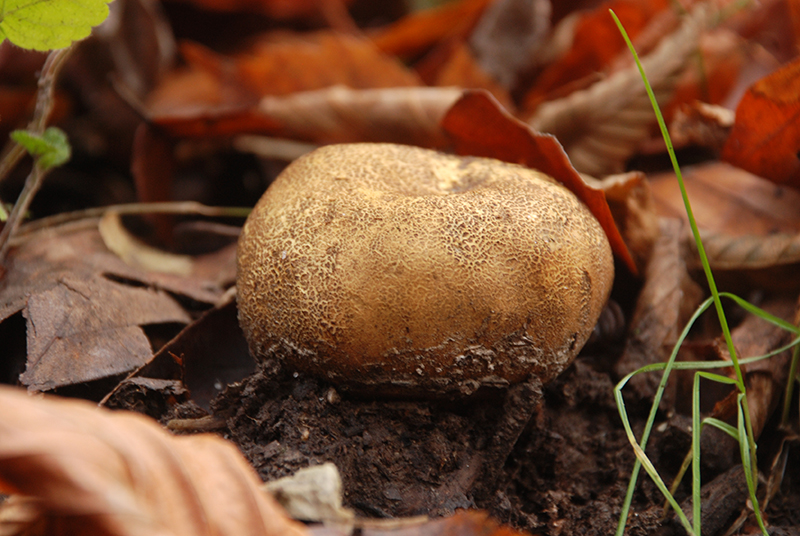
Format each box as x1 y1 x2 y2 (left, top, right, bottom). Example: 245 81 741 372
721 56 800 186
441 90 637 273
370 0 493 59
0 386 308 536
417 40 513 110
522 0 669 114
180 32 420 99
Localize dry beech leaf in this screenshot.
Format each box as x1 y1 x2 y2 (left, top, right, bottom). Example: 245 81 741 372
149 86 460 144
721 55 800 186
614 218 703 402
145 32 421 139
650 161 800 270
441 90 637 273
529 5 713 177
0 386 309 536
257 85 462 147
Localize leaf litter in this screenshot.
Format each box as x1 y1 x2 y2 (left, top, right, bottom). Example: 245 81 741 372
3 1 800 535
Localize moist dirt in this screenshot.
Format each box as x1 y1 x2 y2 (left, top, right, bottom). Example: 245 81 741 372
207 353 688 535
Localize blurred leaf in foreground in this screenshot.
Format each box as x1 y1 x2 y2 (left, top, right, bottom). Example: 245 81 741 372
0 0 113 51
0 385 309 536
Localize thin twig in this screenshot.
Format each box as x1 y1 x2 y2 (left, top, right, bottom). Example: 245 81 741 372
0 46 75 263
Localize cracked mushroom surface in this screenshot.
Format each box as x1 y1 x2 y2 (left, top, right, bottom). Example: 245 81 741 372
236 143 614 396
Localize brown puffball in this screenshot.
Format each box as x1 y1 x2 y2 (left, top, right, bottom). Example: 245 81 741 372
237 143 614 395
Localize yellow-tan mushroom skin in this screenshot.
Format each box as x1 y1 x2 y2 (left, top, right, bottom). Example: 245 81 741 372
237 143 614 395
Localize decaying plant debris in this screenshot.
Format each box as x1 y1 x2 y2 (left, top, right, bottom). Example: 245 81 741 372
2 1 800 536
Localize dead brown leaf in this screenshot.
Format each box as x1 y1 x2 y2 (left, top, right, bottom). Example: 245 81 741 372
0 385 308 536
256 85 462 147
0 224 235 392
650 161 800 271
594 171 659 273
614 218 704 402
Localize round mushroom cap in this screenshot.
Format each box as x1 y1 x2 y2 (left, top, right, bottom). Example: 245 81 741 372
237 143 614 395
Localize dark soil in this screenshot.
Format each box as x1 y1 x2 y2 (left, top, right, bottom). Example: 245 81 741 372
208 350 676 535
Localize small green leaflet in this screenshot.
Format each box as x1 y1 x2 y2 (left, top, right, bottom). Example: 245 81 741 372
0 0 113 51
11 127 71 170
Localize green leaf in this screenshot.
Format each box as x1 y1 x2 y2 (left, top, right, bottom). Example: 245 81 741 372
0 0 113 51
11 127 71 170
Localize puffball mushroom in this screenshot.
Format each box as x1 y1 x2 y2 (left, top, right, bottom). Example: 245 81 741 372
237 143 614 395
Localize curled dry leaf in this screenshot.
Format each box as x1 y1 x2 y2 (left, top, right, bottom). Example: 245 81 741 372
99 211 193 276
591 171 659 274
258 85 462 147
529 5 713 177
0 386 309 536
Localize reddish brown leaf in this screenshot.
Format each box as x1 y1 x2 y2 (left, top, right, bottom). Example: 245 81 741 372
0 386 309 536
721 56 800 186
146 32 422 140
441 90 637 273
